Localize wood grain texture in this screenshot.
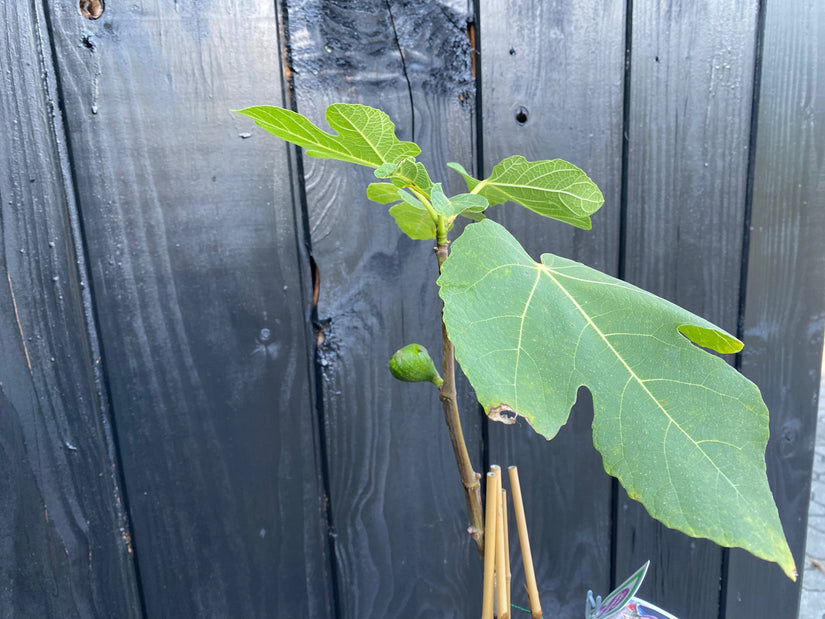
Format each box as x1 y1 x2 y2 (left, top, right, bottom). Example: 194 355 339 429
2 2 822 617
478 1 626 615
284 1 482 616
46 1 332 616
0 2 140 616
620 2 760 615
724 0 825 616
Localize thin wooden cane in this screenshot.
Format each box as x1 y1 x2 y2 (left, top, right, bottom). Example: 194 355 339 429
496 487 509 619
502 488 511 612
482 470 499 619
508 466 542 619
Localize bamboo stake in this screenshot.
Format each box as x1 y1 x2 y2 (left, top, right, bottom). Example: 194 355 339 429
508 466 542 619
502 488 511 612
482 471 499 619
496 487 509 619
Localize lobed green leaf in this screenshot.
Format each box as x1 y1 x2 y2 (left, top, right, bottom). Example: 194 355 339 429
438 219 795 580
235 103 420 168
448 156 604 229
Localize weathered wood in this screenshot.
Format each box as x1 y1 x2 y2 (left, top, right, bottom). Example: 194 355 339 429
478 1 626 615
284 1 482 616
724 1 825 616
2 2 822 616
620 2 760 615
45 1 332 616
0 2 140 616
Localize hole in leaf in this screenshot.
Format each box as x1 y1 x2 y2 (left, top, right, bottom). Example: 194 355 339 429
489 404 517 424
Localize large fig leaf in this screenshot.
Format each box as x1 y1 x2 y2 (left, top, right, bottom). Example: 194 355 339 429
235 103 420 168
438 219 795 579
448 156 603 229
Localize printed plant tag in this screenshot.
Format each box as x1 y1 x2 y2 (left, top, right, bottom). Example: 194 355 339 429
589 561 649 619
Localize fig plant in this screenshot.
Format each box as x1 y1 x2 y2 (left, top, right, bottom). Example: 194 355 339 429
236 103 796 581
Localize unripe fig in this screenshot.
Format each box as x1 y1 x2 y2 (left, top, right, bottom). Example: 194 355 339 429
388 343 443 386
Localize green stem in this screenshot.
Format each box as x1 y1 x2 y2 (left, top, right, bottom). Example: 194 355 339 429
435 226 484 555
409 185 440 224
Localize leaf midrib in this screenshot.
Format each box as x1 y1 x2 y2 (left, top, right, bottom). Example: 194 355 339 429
489 182 601 205
514 270 542 410
536 264 744 503
456 255 746 503
256 109 382 168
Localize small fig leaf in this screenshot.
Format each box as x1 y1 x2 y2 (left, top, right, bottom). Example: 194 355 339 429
449 156 602 229
459 209 487 222
367 183 402 205
429 184 489 220
449 192 489 216
388 203 436 240
389 158 434 193
375 162 400 178
235 103 421 168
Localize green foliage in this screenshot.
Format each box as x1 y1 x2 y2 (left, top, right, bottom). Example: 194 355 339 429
377 157 434 191
236 103 598 239
438 219 795 579
235 104 420 167
430 184 488 219
448 156 603 230
389 199 438 241
237 102 795 580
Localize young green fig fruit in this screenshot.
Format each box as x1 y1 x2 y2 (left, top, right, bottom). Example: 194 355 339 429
388 344 443 386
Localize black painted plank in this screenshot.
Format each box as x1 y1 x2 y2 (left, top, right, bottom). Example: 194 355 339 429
46 2 332 616
723 0 825 616
0 2 141 616
620 2 760 616
478 1 626 615
283 1 482 617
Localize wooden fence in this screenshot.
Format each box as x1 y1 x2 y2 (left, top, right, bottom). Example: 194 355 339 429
2 1 824 617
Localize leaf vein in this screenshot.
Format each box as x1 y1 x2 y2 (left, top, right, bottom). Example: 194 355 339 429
538 265 744 501
514 270 542 409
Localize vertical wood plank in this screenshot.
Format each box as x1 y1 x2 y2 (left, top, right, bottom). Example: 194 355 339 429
621 2 760 615
282 1 482 617
478 1 626 615
47 2 332 616
724 0 825 615
0 2 141 616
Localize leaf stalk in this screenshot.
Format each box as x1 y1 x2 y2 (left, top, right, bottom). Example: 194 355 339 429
469 179 487 195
